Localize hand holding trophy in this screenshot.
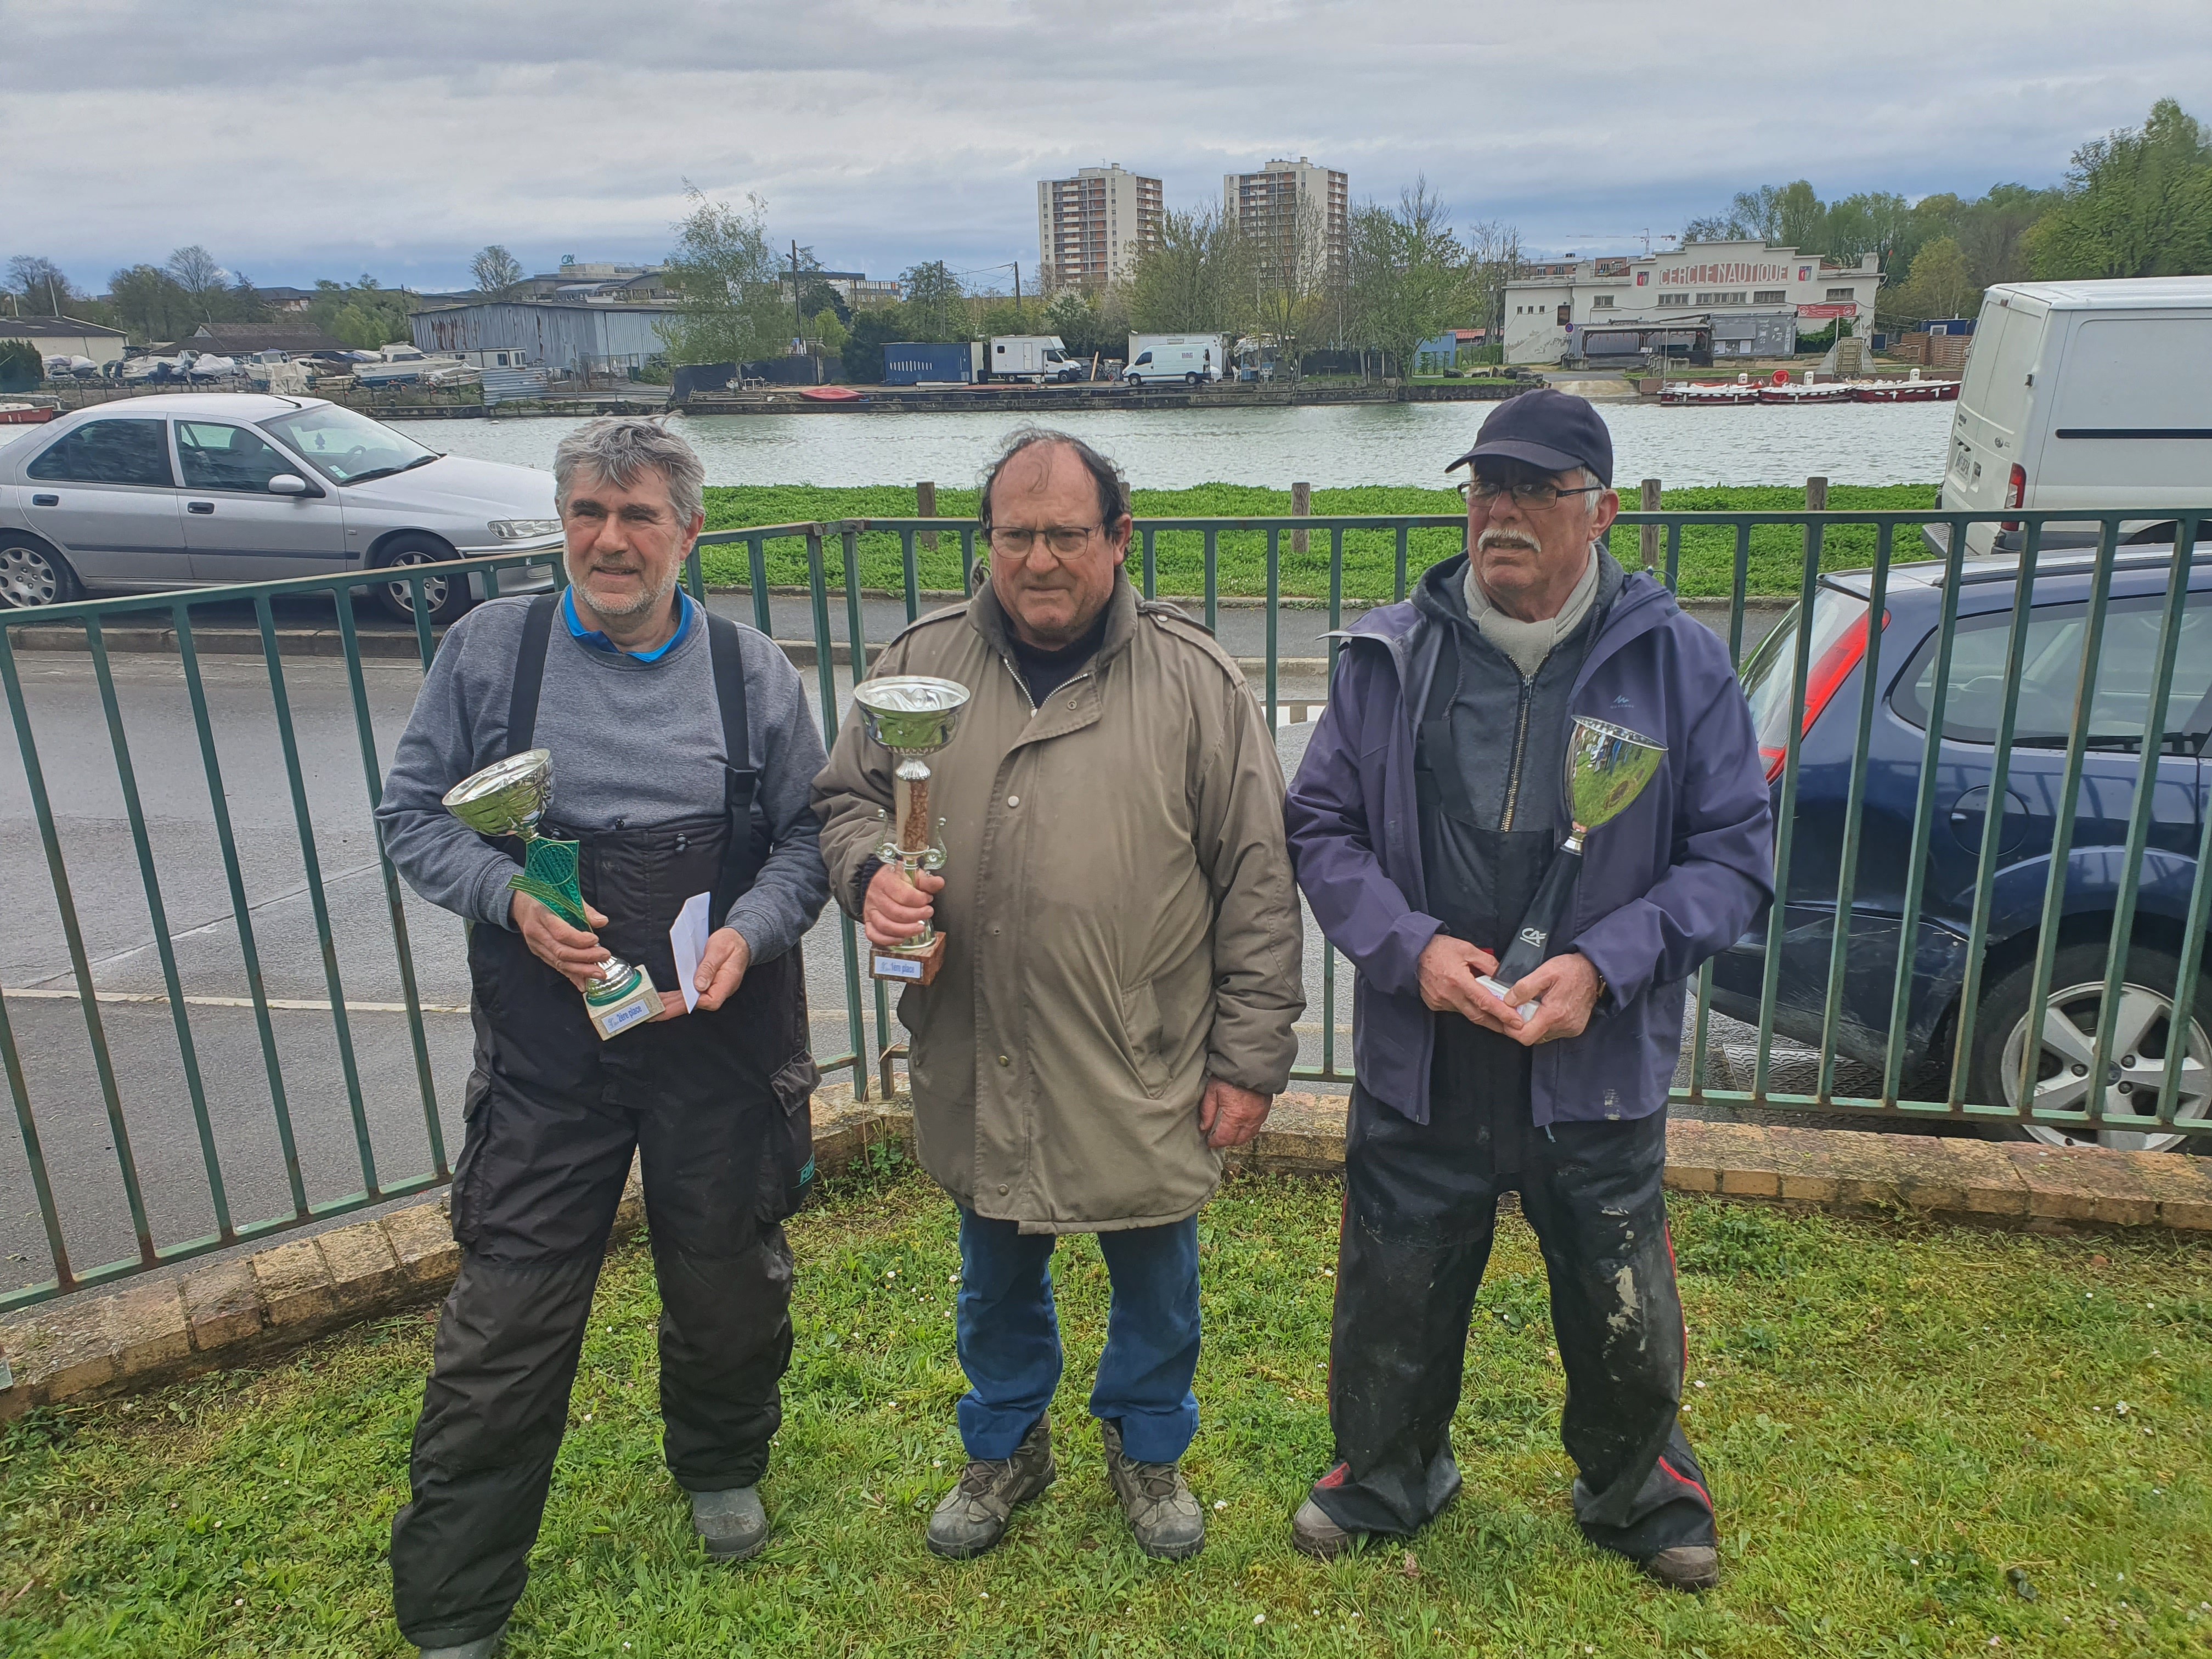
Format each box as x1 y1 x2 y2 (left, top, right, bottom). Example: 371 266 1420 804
853 675 970 986
1478 717 1667 1019
443 748 664 1039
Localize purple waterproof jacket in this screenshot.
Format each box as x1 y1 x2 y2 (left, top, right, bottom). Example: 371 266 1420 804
1284 556 1775 1127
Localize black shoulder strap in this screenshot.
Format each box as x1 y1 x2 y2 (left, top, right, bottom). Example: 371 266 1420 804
505 594 559 757
706 611 750 771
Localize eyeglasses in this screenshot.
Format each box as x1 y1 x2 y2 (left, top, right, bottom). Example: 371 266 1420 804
986 523 1103 558
1454 478 1605 508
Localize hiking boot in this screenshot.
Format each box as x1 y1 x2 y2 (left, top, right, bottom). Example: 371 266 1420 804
419 1625 505 1659
691 1485 769 1561
1290 1496 1358 1560
1101 1420 1204 1560
1641 1544 1720 1592
927 1418 1056 1559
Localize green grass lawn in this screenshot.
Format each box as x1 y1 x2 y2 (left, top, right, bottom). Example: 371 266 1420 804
7 1166 2207 1656
698 483 1940 605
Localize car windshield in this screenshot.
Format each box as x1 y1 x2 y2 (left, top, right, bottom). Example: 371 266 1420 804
258 404 437 485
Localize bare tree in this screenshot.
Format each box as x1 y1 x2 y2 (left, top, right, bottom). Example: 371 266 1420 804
166 245 229 324
470 245 525 298
1462 219 1522 366
5 255 75 316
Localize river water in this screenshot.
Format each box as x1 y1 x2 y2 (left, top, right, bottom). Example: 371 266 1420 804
0 397 1951 487
421 399 1951 490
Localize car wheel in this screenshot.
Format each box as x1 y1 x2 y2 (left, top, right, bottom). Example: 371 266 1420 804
1124 375 1141 388
372 535 471 627
1971 942 2212 1153
1186 372 1201 386
0 535 82 609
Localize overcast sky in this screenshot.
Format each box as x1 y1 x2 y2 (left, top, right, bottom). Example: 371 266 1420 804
3 0 2204 297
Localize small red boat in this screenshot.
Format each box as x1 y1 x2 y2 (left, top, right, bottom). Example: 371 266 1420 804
798 386 865 403
0 403 57 425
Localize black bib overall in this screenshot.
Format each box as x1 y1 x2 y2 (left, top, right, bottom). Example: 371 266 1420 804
1317 605 1717 1565
391 596 814 1650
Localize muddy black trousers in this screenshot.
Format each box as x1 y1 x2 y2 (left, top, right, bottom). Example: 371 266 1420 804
387 1017 793 1650
1309 1093 1715 1561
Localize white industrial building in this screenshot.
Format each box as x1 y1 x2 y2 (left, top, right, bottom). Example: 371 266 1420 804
1502 240 1883 365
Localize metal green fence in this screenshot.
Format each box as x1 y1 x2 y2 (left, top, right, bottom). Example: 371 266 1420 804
1 504 2204 1312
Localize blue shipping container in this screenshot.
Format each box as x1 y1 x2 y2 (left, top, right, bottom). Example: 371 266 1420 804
883 342 974 385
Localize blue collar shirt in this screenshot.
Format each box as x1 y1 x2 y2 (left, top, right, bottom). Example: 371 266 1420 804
562 585 695 662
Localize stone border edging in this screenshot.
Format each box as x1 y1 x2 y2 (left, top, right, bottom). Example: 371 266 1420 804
4 1091 2203 1419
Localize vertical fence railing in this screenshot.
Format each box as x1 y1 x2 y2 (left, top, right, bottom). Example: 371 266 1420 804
3 508 2207 1312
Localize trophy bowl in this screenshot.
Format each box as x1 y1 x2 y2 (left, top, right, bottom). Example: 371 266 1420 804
854 676 970 754
443 748 555 839
1566 718 1667 835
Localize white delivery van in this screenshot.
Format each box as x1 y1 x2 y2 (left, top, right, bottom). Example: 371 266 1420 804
1939 276 2212 557
1124 334 1224 386
988 335 1084 382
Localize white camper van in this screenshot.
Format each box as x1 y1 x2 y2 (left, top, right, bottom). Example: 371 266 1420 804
1124 334 1224 386
1939 276 2212 558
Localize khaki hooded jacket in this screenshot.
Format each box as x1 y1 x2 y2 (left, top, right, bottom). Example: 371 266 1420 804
812 573 1304 1233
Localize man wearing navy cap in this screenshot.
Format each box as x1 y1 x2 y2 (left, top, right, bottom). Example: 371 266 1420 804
1283 390 1773 1588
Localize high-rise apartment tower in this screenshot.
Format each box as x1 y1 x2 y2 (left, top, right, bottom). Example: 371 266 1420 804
1223 156 1348 290
1036 164 1164 290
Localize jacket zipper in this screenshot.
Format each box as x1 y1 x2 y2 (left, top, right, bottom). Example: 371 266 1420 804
1499 675 1534 830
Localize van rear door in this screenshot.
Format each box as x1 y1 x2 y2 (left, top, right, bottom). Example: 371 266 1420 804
2036 308 2212 535
1948 291 2049 556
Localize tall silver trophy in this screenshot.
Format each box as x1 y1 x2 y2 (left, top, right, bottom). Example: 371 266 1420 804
1478 717 1668 1018
443 748 664 1040
853 675 971 986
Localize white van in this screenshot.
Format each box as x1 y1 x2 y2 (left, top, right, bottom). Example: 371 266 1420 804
1939 276 2212 558
1124 334 1224 386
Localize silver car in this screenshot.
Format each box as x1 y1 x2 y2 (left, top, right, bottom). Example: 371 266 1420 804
0 393 560 623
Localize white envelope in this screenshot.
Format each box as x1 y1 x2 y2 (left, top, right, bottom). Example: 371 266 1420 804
670 891 713 1013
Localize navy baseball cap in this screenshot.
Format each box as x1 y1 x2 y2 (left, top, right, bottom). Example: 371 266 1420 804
1447 388 1613 487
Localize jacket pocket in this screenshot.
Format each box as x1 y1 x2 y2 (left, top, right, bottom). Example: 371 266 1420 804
1121 979 1172 1098
757 1052 820 1224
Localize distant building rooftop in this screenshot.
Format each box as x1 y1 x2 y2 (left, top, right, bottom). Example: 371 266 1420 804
189 323 349 353
0 315 127 340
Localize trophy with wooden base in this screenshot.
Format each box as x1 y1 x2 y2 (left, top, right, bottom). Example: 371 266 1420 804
442 748 664 1040
854 675 971 986
1479 717 1667 1018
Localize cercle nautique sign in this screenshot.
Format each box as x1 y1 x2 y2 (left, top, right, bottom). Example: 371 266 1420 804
1651 261 1808 287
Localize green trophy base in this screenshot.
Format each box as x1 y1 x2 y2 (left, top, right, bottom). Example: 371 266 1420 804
584 962 662 1039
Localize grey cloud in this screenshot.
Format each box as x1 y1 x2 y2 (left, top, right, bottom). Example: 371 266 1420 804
2 0 2204 292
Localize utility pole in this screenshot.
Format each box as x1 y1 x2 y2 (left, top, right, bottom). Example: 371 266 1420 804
792 241 802 345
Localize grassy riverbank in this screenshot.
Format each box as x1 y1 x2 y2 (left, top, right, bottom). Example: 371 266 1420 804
698 483 1939 603
5 1167 2207 1656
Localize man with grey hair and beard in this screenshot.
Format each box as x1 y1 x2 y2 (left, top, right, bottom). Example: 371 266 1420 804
376 419 828 1657
1285 391 1772 1589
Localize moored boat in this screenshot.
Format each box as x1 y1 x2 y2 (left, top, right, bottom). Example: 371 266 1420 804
0 403 57 425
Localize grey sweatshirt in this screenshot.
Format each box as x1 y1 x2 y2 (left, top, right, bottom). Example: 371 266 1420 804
375 595 830 962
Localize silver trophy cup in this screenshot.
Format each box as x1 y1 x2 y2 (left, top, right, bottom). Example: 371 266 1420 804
443 748 664 1040
1477 716 1668 1018
853 675 971 984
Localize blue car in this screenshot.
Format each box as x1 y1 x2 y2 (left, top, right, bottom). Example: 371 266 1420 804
1707 545 2212 1152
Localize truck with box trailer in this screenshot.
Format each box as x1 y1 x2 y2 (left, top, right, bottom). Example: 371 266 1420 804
986 335 1084 383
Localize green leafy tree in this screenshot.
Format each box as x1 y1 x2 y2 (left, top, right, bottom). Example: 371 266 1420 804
470 245 524 298
1126 205 1252 334
1884 235 1980 324
307 276 417 349
1342 179 1475 378
2029 97 2212 278
1951 183 2063 289
798 279 850 326
899 261 967 342
107 263 194 342
0 339 40 392
839 302 905 382
661 189 788 365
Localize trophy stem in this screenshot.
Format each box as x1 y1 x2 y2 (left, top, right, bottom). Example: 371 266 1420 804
1489 843 1585 989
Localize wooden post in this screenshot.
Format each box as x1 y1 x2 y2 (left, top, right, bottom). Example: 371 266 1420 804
1807 476 1828 512
918 479 937 552
1292 480 1311 556
1639 477 1661 573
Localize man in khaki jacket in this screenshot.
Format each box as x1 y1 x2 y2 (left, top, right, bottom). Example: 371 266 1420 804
814 428 1303 1561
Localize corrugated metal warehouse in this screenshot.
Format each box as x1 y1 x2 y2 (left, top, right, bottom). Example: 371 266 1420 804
409 301 674 374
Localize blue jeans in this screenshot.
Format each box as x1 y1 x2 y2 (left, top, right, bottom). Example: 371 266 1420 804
954 1207 1201 1465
